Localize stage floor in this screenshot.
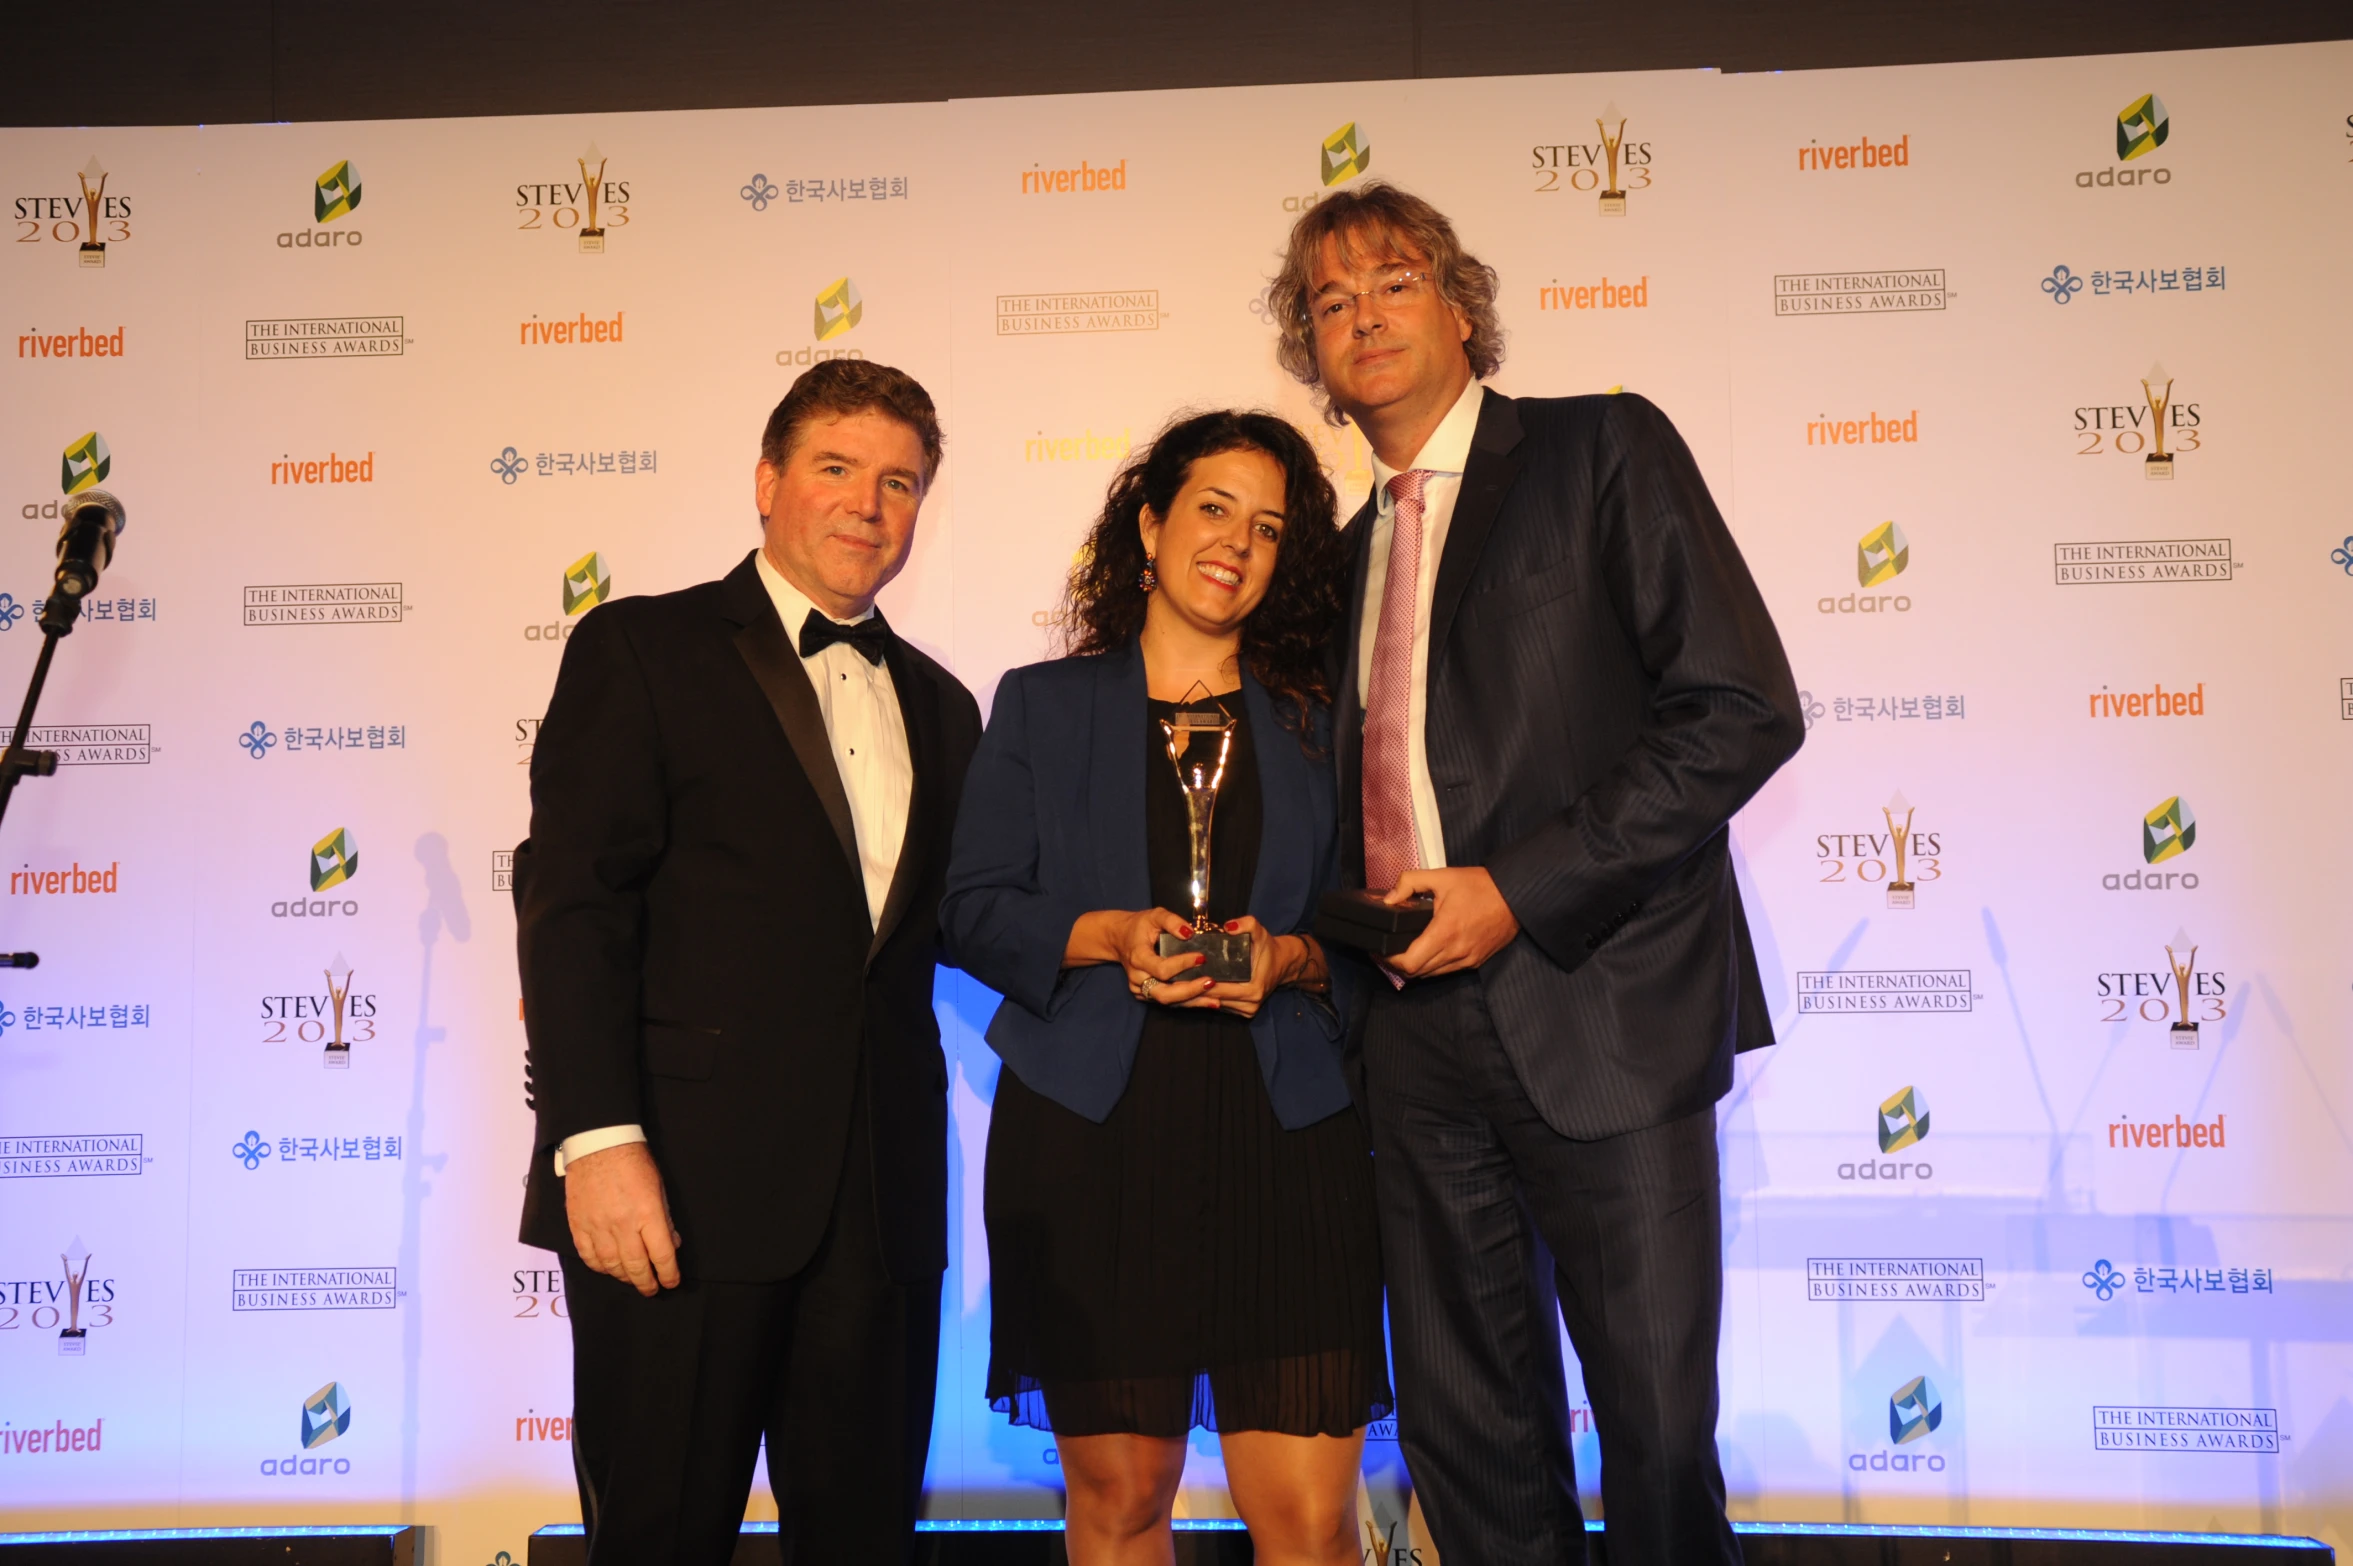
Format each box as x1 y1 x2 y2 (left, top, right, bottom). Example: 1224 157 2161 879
0 1521 2331 1564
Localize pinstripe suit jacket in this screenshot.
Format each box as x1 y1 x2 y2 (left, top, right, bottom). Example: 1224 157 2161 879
1336 388 1802 1140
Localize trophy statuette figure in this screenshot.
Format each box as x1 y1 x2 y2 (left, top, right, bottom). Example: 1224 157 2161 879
1154 685 1253 982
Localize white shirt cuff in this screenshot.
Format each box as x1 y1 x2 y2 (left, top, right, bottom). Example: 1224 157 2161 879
553 1124 646 1176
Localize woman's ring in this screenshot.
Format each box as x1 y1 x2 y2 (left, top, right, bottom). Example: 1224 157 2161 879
1140 975 1157 998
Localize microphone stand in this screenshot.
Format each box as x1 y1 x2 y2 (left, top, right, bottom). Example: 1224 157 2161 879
0 588 92 971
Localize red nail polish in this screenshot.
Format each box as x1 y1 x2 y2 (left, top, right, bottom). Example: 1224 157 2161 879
1222 920 1241 933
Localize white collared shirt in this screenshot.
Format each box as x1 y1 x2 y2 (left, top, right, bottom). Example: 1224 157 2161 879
553 550 913 1176
1356 375 1485 875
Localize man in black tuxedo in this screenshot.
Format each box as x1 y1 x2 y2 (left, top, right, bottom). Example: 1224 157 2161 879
515 359 980 1564
1271 186 1801 1564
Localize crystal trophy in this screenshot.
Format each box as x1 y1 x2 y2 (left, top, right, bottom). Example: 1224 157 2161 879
1154 686 1253 982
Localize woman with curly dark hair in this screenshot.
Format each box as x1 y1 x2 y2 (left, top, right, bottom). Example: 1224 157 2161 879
943 410 1388 1566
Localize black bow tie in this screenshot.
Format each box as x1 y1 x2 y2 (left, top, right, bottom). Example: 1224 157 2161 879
798 608 890 665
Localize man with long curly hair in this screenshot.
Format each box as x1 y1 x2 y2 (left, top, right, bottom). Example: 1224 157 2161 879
1269 183 1802 1565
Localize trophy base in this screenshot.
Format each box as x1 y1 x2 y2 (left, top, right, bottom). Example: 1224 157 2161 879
578 231 606 253
324 1044 351 1069
1886 883 1916 909
1157 929 1253 983
2170 1022 2200 1049
1598 192 1627 215
59 1330 86 1356
78 245 105 268
2145 454 2174 480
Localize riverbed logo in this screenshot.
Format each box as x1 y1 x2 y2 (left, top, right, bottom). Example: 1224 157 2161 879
310 829 358 892
1890 1376 1944 1444
2118 95 2169 161
563 552 610 614
1857 522 1909 587
1877 1086 1929 1153
814 277 862 341
61 432 109 495
301 1382 352 1449
314 161 362 222
1321 123 1371 187
2142 796 2195 863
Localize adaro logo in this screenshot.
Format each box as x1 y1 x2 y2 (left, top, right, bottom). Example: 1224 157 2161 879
261 1381 354 1475
1877 1085 1929 1153
310 829 358 892
528 553 610 641
2118 94 2169 162
301 1381 351 1448
2142 795 2195 864
2102 797 2199 891
813 277 862 341
1822 522 1914 614
1858 521 1909 588
1841 1087 1933 1182
563 552 610 614
1321 122 1371 187
2080 94 2172 188
281 160 363 249
61 431 109 495
314 160 361 223
1890 1376 1944 1445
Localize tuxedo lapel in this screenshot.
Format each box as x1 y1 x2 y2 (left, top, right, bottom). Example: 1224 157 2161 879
868 634 935 963
718 553 860 883
1426 388 1528 674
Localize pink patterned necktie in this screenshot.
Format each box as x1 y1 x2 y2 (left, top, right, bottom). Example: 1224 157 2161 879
1362 470 1430 896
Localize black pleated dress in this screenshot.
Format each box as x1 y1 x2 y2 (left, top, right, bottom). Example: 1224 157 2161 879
983 697 1393 1439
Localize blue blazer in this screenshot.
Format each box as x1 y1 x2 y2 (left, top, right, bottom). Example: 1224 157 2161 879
941 641 1354 1130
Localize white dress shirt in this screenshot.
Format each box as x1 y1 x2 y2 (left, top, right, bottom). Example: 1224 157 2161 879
553 550 914 1176
1357 375 1486 875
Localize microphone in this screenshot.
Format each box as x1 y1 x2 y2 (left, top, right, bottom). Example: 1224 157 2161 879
53 489 126 600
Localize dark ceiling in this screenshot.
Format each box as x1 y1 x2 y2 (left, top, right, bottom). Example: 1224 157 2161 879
5 0 2346 126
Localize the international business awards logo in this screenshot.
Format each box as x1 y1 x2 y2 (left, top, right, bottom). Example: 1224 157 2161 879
1321 122 1371 187
1857 521 1908 588
813 277 862 341
310 828 358 892
314 160 361 223
1890 1376 1944 1445
1877 1086 1929 1153
301 1381 352 1448
2142 795 2195 865
61 431 110 495
2118 94 2169 162
563 552 610 614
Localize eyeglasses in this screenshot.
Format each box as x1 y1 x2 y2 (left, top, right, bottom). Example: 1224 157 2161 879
1307 268 1434 332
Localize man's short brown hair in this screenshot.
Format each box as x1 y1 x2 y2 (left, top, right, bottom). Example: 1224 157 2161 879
760 359 945 484
1267 181 1505 426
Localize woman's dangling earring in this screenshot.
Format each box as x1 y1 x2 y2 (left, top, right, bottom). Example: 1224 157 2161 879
1138 553 1158 593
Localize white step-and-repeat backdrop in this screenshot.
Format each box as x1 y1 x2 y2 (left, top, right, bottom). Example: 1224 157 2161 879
2 38 2348 1563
